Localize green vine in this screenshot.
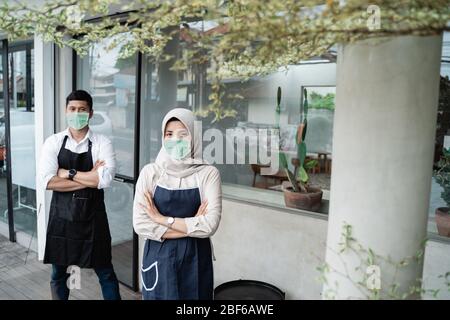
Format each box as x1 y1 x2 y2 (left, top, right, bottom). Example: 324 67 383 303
317 222 449 300
0 0 449 121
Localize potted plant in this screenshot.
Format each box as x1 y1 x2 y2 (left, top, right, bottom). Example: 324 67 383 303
275 87 323 211
434 147 450 237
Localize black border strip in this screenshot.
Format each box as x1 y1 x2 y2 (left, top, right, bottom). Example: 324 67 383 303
2 39 16 242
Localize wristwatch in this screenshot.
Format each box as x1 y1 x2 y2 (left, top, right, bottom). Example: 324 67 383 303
167 217 175 228
68 169 77 180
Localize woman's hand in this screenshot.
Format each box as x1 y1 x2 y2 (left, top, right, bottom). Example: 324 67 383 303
195 200 208 217
139 191 166 225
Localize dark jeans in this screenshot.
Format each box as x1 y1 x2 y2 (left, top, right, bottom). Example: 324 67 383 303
50 264 121 300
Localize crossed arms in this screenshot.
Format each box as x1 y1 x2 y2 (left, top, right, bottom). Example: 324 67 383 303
46 160 105 192
138 190 207 240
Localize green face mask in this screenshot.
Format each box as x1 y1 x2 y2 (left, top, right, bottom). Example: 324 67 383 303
67 112 90 130
164 139 191 160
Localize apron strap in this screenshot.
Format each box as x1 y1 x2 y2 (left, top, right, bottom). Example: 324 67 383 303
61 135 69 149
87 139 93 163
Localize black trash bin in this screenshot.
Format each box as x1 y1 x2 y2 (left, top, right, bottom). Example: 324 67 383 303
214 280 285 300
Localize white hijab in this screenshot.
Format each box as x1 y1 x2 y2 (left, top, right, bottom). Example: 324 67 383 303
154 108 208 178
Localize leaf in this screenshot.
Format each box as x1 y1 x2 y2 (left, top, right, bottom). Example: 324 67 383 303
304 159 318 170
279 152 288 170
277 86 282 107
302 119 308 141
275 87 282 128
298 165 308 183
303 88 309 117
298 142 306 167
296 123 305 144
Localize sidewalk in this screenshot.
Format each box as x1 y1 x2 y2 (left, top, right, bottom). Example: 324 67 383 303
0 234 140 300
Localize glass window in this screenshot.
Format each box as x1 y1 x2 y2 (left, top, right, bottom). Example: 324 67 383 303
141 24 337 215
9 42 37 235
104 180 135 286
208 64 335 215
76 33 137 287
140 41 197 168
429 31 450 239
77 34 136 178
0 42 7 228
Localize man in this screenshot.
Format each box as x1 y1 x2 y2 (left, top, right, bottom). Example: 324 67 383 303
39 90 121 300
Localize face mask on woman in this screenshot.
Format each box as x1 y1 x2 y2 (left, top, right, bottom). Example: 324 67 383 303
164 138 191 160
67 112 90 130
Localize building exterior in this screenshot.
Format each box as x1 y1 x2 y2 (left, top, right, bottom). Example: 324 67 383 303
0 10 449 299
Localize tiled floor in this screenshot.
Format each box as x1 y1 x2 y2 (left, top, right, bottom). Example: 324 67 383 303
0 234 140 300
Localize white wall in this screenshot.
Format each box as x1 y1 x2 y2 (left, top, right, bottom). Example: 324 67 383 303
34 35 54 260
208 199 450 300
211 198 328 299
247 63 336 125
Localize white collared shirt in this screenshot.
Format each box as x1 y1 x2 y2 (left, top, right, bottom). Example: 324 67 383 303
39 128 116 190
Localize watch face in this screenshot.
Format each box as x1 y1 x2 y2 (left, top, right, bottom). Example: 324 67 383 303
168 217 175 224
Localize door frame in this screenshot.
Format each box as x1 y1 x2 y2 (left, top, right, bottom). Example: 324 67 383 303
2 39 16 242
2 39 36 242
72 46 141 293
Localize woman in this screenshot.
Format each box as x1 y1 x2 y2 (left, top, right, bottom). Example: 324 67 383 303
133 108 222 300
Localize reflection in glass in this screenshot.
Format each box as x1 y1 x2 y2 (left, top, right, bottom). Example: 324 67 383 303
140 35 196 169
77 34 137 178
77 34 137 287
139 25 336 214
429 31 450 237
9 43 37 235
0 43 8 229
105 180 134 286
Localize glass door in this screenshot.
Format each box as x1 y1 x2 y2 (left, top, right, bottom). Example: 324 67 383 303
76 33 138 289
0 39 36 242
0 39 15 242
8 41 37 236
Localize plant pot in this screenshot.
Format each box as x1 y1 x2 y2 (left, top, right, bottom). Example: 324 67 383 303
435 207 450 237
283 185 323 211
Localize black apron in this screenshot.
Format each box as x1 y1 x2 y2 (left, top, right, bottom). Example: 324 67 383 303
43 135 112 268
141 172 213 300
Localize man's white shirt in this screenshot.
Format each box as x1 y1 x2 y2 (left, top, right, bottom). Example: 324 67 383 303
39 128 116 190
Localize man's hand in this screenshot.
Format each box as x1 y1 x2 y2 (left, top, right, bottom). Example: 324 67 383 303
195 200 208 217
91 160 105 172
57 168 69 179
57 160 104 180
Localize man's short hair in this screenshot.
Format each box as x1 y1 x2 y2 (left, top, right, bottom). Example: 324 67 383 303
66 90 93 111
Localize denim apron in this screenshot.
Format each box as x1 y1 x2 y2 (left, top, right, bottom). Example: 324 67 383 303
44 135 112 268
141 170 213 300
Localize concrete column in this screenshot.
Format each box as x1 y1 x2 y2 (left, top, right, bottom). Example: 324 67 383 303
34 35 54 260
323 34 443 299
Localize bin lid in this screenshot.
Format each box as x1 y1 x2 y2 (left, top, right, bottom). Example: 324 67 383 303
214 280 285 300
